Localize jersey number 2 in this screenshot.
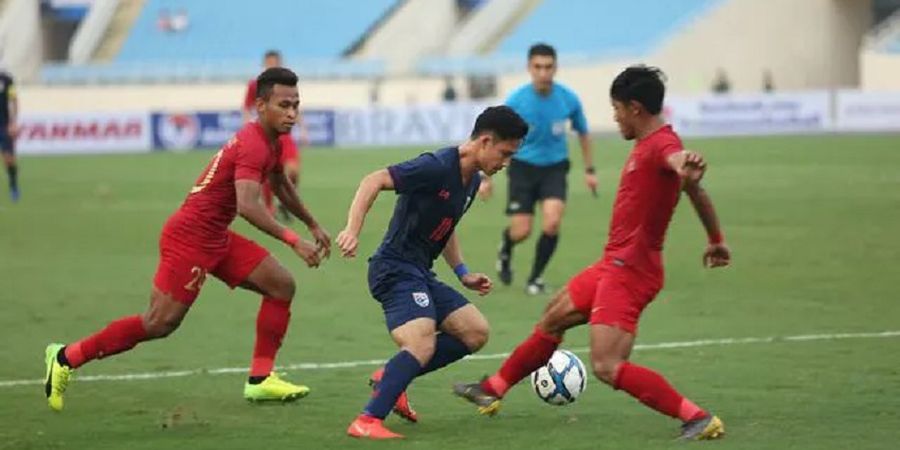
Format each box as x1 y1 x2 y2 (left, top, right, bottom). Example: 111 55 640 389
184 266 208 292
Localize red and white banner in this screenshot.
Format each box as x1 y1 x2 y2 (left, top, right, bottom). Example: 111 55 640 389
16 112 151 155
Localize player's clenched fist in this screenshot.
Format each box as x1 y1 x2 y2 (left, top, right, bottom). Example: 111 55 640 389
336 229 359 258
703 242 731 268
292 239 322 268
461 273 493 296
309 225 332 259
680 150 707 184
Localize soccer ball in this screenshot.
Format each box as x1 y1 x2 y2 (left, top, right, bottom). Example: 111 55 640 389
530 349 587 405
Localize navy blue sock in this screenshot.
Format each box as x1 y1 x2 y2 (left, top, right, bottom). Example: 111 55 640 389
419 333 471 376
363 350 422 419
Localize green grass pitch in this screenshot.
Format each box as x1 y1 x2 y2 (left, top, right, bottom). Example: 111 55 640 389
1 134 899 449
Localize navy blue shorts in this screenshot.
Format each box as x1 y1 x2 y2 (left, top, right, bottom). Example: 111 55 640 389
0 132 13 154
368 257 470 331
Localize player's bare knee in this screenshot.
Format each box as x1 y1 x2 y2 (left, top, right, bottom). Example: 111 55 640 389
405 338 436 366
461 324 490 352
591 358 620 385
536 314 566 338
542 220 561 236
510 224 531 242
270 270 296 300
142 313 182 339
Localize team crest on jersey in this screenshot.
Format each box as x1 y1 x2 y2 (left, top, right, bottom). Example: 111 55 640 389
412 292 430 307
438 189 450 200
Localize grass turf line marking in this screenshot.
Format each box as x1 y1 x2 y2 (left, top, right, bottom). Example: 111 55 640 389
4 330 899 388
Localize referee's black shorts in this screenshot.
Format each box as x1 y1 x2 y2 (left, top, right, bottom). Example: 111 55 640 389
505 159 569 215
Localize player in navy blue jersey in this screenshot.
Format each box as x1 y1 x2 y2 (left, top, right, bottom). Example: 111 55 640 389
336 106 528 440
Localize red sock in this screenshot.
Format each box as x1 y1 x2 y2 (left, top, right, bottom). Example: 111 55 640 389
249 298 291 377
482 327 560 397
64 315 147 369
614 361 707 422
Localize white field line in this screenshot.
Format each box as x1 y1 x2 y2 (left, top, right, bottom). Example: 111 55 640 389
4 330 899 389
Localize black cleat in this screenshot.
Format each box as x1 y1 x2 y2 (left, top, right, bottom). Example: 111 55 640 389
497 248 512 286
525 278 547 296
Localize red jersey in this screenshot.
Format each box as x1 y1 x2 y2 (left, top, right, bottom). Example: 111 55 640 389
163 122 282 250
604 125 683 276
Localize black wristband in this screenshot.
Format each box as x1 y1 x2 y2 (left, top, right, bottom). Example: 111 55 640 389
585 166 596 175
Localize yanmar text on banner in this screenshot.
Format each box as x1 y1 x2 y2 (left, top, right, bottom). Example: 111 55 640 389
665 92 832 137
17 112 151 155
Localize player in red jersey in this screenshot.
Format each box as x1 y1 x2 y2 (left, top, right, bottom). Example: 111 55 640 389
454 66 731 440
43 67 332 411
242 50 307 220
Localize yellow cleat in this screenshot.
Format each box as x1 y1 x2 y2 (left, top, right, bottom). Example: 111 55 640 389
243 372 310 403
452 381 502 417
44 343 74 412
680 414 725 440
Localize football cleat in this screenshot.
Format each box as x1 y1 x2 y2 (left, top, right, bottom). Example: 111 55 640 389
44 343 74 412
243 372 310 402
452 380 501 416
369 368 418 423
680 414 725 440
347 414 404 440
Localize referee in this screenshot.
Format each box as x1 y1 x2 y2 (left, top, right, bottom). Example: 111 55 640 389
479 43 596 295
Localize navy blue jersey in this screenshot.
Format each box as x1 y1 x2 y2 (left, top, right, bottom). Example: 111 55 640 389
0 71 14 126
373 147 481 268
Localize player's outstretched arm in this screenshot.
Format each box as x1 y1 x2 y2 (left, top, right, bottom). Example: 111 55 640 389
336 169 394 258
670 150 730 269
235 179 322 267
578 133 598 196
270 170 330 257
684 183 730 268
443 233 492 296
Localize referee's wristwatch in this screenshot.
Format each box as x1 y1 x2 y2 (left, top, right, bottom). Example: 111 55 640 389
585 166 596 175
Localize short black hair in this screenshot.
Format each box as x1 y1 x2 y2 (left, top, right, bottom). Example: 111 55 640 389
470 105 529 141
610 65 667 115
528 43 556 61
264 50 281 60
256 67 298 100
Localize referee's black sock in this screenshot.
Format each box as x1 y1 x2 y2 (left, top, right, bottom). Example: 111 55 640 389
529 232 559 283
500 227 515 259
6 164 16 191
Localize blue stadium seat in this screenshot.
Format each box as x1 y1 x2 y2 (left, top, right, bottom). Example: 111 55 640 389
496 0 724 58
117 0 396 61
887 35 900 53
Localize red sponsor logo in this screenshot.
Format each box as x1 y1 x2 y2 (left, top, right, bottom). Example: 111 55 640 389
21 119 144 141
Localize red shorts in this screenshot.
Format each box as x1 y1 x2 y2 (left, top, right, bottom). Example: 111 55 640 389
153 230 270 305
566 256 662 334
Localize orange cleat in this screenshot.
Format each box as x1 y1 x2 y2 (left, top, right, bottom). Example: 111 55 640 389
369 368 419 423
347 414 404 440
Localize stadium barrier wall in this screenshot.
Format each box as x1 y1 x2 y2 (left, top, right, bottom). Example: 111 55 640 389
665 91 833 137
15 90 900 155
150 110 335 151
